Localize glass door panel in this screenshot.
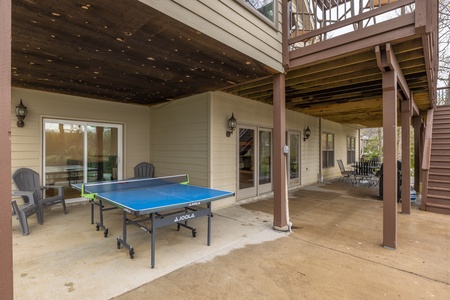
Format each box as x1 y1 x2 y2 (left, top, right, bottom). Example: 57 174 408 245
258 129 272 193
289 132 300 186
87 125 118 183
239 128 255 189
44 122 84 198
238 127 257 199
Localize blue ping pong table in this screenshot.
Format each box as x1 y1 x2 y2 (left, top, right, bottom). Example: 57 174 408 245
73 174 234 268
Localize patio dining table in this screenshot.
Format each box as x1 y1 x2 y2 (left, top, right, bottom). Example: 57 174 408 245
351 162 381 186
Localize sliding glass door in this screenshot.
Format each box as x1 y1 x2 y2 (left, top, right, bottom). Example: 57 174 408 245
43 119 122 198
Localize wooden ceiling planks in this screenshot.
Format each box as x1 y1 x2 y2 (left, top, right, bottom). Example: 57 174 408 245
12 0 273 104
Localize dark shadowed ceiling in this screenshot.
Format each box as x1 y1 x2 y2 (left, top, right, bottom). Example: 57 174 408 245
12 0 275 105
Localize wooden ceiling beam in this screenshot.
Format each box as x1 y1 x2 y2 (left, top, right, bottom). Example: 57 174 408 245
231 60 425 101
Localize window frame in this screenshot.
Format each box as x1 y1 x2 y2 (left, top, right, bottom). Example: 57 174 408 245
42 118 123 187
347 136 356 164
321 132 335 168
235 0 278 27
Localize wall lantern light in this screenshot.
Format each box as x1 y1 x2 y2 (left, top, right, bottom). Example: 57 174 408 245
303 126 311 141
15 99 28 128
226 113 237 137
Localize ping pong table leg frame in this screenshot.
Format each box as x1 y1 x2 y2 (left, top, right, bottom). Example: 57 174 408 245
116 203 213 268
90 199 118 238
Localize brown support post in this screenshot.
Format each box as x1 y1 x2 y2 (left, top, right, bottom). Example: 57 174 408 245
413 116 421 197
401 100 411 214
0 0 14 298
273 73 288 231
382 70 398 249
281 0 289 69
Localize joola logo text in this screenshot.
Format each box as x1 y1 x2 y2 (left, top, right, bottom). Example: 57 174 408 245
174 213 195 222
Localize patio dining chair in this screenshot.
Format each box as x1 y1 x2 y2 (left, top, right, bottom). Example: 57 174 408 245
134 162 155 178
337 159 354 182
12 168 67 225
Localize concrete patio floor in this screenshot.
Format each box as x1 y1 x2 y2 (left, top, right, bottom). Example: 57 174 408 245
12 180 450 299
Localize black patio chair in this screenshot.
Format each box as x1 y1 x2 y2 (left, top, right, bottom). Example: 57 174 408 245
11 191 40 235
12 168 67 225
134 162 155 178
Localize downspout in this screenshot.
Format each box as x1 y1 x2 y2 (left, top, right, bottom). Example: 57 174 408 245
284 147 292 233
318 117 322 182
420 109 434 211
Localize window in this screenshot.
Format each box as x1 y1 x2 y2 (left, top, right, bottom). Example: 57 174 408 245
238 0 276 23
321 133 334 168
347 136 356 164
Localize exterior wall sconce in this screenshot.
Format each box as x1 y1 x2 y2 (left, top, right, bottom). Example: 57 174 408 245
303 126 311 141
15 99 28 128
226 113 237 137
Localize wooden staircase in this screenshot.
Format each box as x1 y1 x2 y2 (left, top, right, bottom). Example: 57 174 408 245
424 105 450 214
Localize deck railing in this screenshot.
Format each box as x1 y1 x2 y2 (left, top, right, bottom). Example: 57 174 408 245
437 87 450 106
288 0 415 49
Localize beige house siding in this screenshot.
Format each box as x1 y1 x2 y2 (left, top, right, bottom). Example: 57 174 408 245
210 91 276 208
10 88 150 181
141 0 283 73
10 87 359 207
150 93 210 186
209 91 357 207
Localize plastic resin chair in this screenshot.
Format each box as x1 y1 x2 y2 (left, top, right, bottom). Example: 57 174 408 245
337 159 354 182
12 168 67 225
134 162 155 178
11 191 40 235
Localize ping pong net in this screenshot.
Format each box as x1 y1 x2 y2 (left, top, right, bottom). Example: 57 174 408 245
81 174 189 199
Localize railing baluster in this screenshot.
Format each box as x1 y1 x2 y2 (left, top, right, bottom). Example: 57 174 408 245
287 0 414 49
437 87 450 106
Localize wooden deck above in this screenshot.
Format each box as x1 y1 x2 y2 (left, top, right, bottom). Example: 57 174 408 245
224 0 438 127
